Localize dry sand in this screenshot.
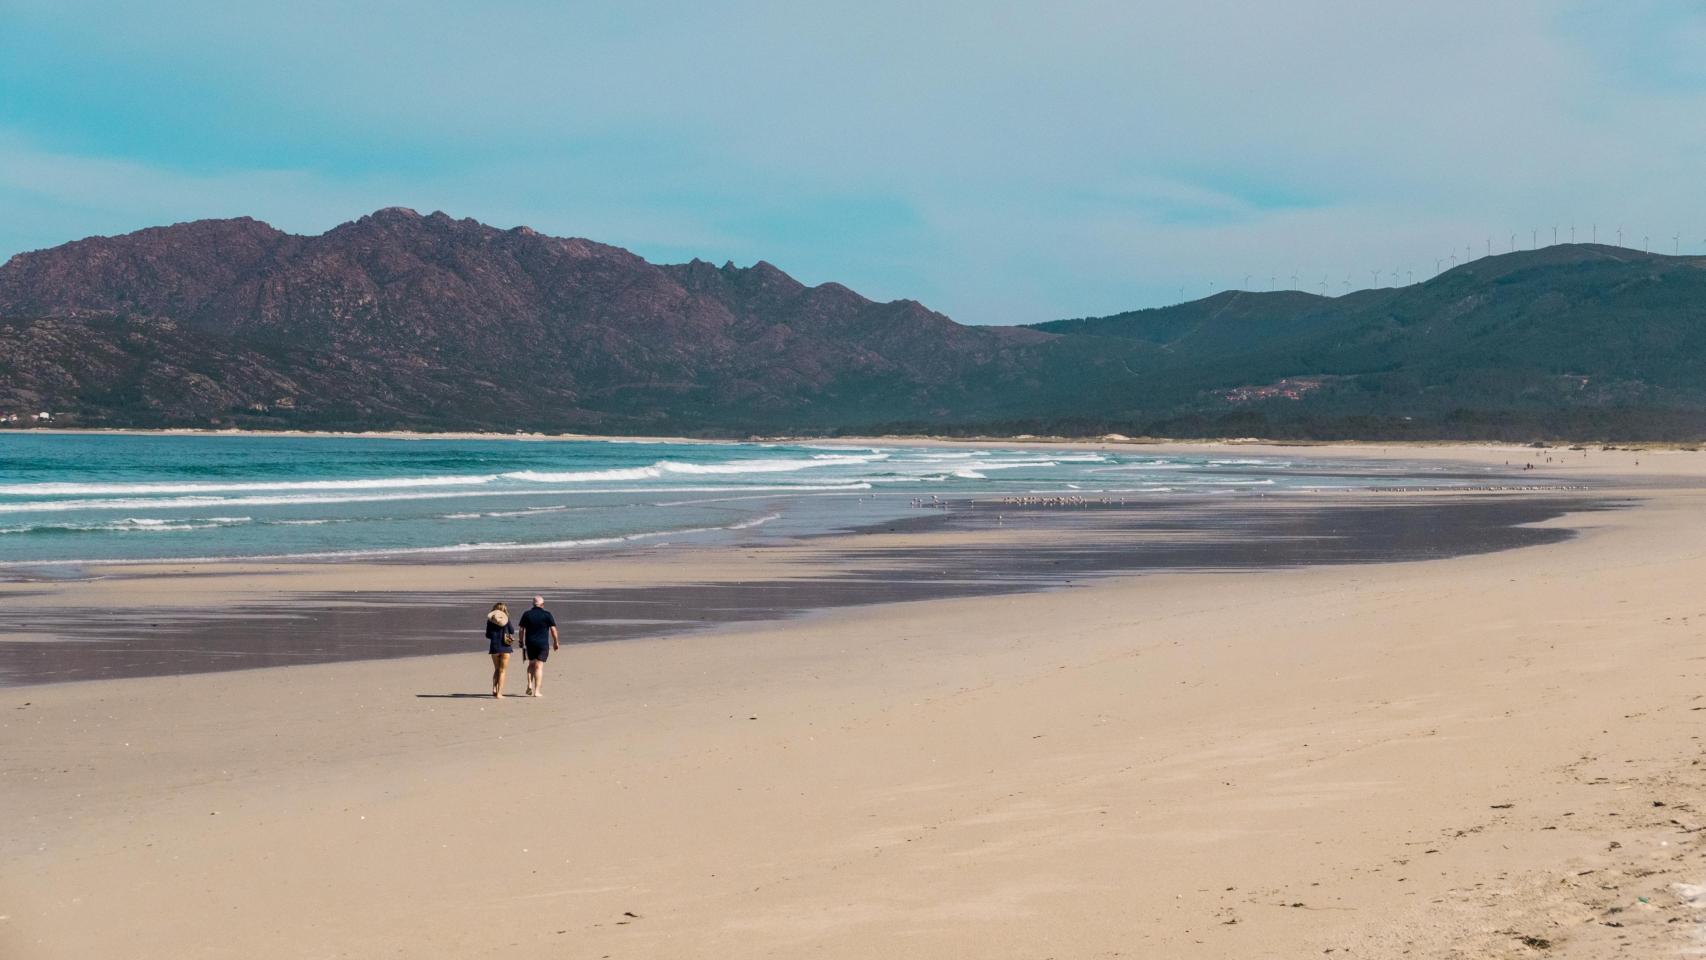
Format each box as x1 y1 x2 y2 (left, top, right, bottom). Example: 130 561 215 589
4 443 1706 958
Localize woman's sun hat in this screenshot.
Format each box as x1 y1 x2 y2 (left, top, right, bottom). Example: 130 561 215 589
488 609 509 627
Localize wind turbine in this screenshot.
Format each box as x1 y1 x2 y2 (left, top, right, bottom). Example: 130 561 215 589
1407 269 1414 284
1370 269 1379 286
1319 275 1328 296
1290 272 1299 290
1531 228 1537 249
1552 225 1558 246
1510 233 1517 252
1644 235 1650 253
1617 226 1623 247
1675 233 1681 255
1270 274 1277 291
1592 223 1597 243
1243 273 1252 289
1435 257 1442 274
1486 237 1492 257
1570 223 1576 244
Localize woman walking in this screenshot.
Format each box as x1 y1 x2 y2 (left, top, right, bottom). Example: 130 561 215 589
486 602 516 698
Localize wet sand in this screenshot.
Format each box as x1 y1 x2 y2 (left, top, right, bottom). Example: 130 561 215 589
0 492 1612 687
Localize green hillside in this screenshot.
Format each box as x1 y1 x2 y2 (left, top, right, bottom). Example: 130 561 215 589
1007 245 1706 440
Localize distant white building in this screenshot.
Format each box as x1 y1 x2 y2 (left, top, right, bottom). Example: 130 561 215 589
34 411 52 420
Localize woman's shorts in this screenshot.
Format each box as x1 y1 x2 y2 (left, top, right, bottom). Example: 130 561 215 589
489 642 514 656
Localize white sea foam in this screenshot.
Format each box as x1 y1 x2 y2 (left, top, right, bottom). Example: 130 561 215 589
0 452 892 500
440 505 579 520
499 453 885 483
0 474 501 497
20 512 786 566
1089 462 1197 472
866 474 950 483
0 482 874 513
962 459 1060 471
659 453 888 474
0 516 254 535
1206 458 1287 467
500 466 662 483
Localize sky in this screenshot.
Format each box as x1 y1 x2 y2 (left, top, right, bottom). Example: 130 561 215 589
3 1 1704 324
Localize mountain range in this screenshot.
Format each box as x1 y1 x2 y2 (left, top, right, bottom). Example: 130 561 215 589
3 209 1705 440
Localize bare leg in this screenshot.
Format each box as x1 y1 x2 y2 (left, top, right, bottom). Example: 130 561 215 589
491 653 509 698
532 661 545 698
525 659 540 696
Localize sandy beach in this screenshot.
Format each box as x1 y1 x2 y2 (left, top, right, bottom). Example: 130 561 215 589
4 442 1706 958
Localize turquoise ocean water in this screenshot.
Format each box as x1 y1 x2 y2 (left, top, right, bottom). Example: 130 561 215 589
0 434 1480 567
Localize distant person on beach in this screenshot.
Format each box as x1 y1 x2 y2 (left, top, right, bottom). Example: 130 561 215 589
517 596 560 697
486 602 516 698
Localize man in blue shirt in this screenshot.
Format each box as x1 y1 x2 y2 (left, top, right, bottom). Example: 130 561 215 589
516 596 560 697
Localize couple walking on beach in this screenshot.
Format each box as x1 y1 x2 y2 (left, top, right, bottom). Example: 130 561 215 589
485 596 559 698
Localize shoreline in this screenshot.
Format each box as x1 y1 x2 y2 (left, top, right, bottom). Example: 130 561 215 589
1 432 1640 579
0 490 1614 687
